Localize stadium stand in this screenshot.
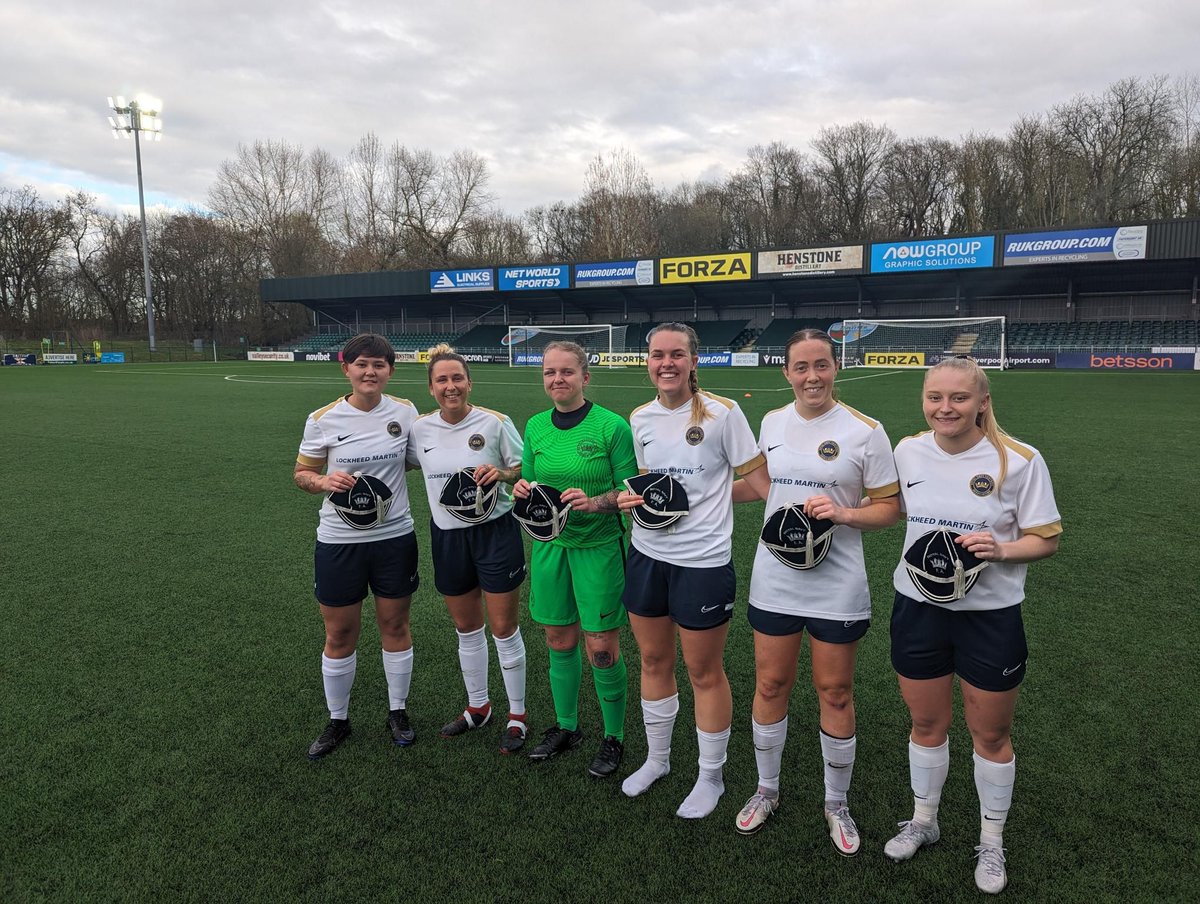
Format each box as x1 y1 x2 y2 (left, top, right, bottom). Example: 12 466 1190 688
754 318 838 348
1008 320 1200 349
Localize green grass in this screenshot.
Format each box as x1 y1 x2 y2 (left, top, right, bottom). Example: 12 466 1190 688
2 362 1198 903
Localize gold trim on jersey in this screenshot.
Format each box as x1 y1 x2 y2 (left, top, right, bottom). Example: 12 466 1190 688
1022 521 1063 538
699 390 736 410
414 410 439 421
838 402 880 430
867 480 900 499
472 405 511 423
296 454 326 467
310 398 342 422
384 394 414 407
631 400 655 418
896 429 932 446
1001 435 1037 462
734 452 767 476
766 402 792 417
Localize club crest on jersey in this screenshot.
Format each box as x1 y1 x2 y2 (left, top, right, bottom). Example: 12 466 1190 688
685 426 705 446
468 433 485 451
576 439 600 459
818 440 840 461
387 421 402 437
970 473 995 497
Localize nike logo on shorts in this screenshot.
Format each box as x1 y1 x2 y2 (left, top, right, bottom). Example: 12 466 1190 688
700 604 720 613
1002 661 1025 676
508 567 525 579
600 609 618 620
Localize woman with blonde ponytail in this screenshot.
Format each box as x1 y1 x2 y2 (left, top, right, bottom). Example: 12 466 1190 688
884 356 1062 894
617 322 770 818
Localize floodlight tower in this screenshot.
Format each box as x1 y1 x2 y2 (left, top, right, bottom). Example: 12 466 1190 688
108 94 163 352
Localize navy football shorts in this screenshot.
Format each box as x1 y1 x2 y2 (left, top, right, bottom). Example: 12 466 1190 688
314 532 420 607
622 546 735 631
890 592 1028 692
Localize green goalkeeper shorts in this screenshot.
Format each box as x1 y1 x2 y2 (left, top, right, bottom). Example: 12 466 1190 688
528 538 628 633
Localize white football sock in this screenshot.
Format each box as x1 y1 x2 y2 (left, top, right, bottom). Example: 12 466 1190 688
909 737 950 825
492 627 527 717
321 651 357 720
381 647 413 711
622 694 678 798
821 730 857 806
676 726 729 819
974 751 1015 848
457 627 490 708
752 716 788 795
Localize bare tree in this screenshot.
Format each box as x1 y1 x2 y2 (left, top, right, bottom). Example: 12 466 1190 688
811 121 896 240
576 149 661 259
880 137 957 236
0 186 73 330
1052 75 1177 222
724 142 818 248
952 133 1017 233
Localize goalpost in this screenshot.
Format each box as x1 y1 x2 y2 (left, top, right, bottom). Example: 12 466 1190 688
838 317 1007 369
505 324 629 367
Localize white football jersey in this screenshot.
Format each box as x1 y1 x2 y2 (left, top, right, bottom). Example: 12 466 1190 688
297 394 419 543
749 402 899 620
892 431 1062 611
407 406 523 531
630 391 765 567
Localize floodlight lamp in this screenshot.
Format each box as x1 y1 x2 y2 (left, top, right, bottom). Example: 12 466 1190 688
116 95 127 110
108 116 119 129
107 96 116 109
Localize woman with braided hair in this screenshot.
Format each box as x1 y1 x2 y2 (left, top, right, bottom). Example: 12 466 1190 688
618 322 770 818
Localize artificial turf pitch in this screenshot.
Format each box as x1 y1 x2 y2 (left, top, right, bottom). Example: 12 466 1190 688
2 361 1197 903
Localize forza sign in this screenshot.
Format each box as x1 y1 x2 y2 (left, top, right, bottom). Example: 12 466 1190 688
659 253 751 284
864 352 925 366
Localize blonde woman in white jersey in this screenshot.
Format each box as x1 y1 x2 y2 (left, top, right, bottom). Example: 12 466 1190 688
617 322 769 818
407 345 530 755
731 329 900 854
885 356 1061 894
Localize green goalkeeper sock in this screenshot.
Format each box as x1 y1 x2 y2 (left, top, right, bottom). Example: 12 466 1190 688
548 645 582 731
592 654 627 741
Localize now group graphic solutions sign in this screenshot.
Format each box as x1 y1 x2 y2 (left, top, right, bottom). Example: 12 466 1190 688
870 236 995 272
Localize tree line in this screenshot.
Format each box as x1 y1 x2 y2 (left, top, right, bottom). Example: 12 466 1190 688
2 74 1197 343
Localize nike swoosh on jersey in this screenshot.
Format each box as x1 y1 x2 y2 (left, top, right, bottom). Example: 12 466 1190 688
423 446 436 453
767 444 782 452
906 480 926 488
337 434 355 442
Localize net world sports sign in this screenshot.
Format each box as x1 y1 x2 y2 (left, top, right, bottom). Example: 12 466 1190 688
499 265 569 291
574 260 654 288
870 237 994 272
864 352 925 367
757 245 864 278
1002 226 1147 266
660 253 751 284
431 268 494 293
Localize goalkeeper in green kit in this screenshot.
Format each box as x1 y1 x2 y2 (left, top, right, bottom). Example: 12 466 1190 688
512 341 638 778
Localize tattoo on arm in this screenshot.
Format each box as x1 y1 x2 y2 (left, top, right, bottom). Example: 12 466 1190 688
588 488 621 513
294 470 324 494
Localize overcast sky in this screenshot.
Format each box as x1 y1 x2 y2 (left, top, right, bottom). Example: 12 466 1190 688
2 1 1196 218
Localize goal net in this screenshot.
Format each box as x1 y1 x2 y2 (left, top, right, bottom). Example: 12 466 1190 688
505 324 629 367
838 317 1006 369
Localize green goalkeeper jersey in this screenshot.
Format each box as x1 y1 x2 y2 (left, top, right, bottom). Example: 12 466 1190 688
521 401 638 548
